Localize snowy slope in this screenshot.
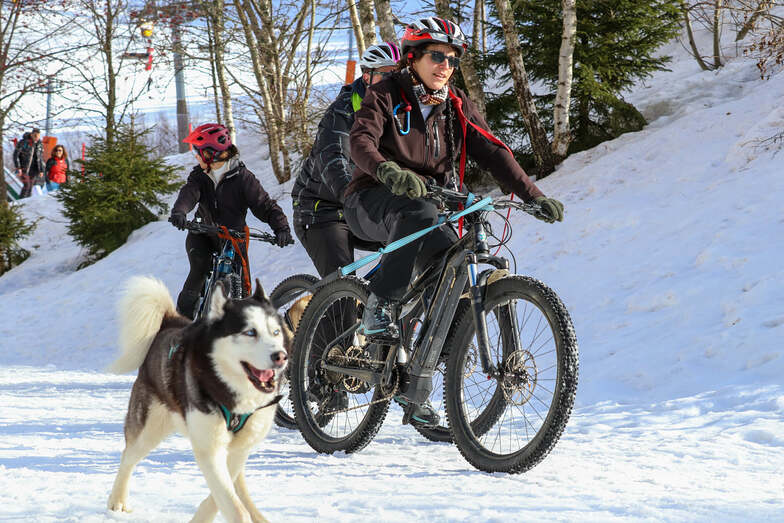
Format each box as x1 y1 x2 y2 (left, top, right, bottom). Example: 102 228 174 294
1 36 783 521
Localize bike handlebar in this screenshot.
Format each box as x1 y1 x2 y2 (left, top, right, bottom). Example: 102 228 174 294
182 220 277 244
426 184 549 221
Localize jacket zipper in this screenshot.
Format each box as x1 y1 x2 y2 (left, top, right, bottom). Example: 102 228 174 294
433 119 440 158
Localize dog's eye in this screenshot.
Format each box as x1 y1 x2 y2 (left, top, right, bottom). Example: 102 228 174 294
272 328 280 336
243 328 257 337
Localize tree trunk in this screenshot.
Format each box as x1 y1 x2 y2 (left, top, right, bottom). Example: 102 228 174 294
348 0 366 57
0 121 6 207
358 0 377 47
104 5 116 145
552 0 577 159
234 0 285 181
481 0 486 53
713 0 723 68
494 0 556 174
473 0 482 51
206 16 223 124
212 0 235 143
434 0 486 118
683 3 712 71
374 0 396 43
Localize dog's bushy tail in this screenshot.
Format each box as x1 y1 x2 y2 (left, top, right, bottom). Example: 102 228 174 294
109 276 178 374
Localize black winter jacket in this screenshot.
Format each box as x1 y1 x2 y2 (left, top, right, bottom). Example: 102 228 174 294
13 133 45 174
292 77 367 226
172 159 290 234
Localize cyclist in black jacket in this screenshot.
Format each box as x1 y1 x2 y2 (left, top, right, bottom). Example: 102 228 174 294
292 42 401 277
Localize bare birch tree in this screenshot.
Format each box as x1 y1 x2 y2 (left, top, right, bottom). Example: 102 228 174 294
358 0 377 47
232 0 321 183
348 0 366 56
494 0 556 173
197 0 235 142
552 0 576 159
374 0 397 42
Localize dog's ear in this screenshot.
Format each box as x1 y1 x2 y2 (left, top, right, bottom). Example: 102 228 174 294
207 281 229 321
252 278 270 304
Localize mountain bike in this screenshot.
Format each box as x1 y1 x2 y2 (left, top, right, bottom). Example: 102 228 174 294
289 187 579 473
182 220 277 319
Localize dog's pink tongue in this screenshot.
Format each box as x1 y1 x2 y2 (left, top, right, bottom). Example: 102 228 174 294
254 368 274 382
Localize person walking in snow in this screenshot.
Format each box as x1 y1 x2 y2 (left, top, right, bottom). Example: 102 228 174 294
343 16 565 427
13 127 45 198
292 42 402 278
45 145 70 192
168 123 294 319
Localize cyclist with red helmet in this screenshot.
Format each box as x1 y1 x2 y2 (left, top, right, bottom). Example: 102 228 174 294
169 123 293 319
343 17 564 427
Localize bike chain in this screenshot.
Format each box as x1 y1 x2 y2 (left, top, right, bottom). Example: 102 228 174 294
318 354 399 416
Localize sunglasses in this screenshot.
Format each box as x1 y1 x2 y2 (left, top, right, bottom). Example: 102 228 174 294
423 50 460 69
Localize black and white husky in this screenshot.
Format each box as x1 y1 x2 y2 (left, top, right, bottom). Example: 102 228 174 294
107 276 290 523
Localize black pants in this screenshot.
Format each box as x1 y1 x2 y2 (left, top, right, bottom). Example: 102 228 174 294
294 221 355 278
344 185 456 301
176 232 248 319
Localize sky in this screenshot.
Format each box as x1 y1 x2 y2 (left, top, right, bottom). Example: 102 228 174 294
0 23 783 523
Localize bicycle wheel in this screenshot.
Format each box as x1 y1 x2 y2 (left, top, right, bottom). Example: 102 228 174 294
269 274 319 430
290 277 391 454
444 276 578 473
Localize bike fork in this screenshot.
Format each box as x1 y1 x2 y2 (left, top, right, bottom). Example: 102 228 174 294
467 253 498 377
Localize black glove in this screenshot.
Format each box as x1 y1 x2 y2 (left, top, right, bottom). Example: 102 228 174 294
274 229 294 247
534 196 564 223
376 161 427 199
169 212 187 230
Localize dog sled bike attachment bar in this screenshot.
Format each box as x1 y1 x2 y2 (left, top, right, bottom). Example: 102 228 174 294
334 188 547 279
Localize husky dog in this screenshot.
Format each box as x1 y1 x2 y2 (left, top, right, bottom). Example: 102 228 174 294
107 276 290 523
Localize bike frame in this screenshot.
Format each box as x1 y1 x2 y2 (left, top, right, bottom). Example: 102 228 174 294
195 239 240 319
319 192 534 405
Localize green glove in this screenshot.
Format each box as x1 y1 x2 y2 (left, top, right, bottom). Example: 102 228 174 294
534 196 564 223
376 161 427 199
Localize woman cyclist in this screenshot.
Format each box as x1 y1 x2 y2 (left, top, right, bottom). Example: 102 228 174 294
343 17 564 426
169 123 293 319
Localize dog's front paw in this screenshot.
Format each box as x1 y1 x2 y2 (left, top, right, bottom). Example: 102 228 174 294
107 496 132 513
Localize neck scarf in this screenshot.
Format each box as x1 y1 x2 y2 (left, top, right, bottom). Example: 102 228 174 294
409 68 448 106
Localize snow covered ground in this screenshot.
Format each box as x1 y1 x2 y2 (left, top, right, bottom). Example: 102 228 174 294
1 35 783 521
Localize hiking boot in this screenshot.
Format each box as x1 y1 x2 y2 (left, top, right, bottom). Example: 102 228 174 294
395 396 440 428
359 293 399 339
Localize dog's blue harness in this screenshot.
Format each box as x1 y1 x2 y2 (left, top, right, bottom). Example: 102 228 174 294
218 395 284 433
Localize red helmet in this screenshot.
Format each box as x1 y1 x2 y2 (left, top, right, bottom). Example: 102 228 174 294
183 123 231 165
401 17 468 58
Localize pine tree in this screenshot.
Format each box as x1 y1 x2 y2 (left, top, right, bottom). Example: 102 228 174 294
0 203 36 275
55 123 181 264
485 0 681 158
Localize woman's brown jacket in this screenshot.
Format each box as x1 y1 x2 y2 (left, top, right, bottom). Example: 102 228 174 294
345 70 544 202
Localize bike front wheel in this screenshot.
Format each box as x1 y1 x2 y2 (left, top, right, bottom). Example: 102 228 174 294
444 276 578 473
269 273 319 430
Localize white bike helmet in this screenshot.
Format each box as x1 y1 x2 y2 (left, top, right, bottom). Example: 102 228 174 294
359 42 402 71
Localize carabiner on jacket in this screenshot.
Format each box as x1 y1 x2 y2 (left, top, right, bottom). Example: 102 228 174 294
393 88 412 135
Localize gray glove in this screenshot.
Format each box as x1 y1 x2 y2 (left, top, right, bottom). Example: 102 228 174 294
534 196 564 223
376 161 427 199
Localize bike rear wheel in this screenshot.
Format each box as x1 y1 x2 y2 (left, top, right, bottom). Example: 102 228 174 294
269 274 319 430
290 277 391 454
445 276 578 473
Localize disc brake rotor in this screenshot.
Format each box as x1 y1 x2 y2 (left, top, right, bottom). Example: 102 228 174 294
501 350 537 406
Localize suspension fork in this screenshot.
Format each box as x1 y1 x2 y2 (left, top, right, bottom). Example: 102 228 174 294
467 252 498 377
